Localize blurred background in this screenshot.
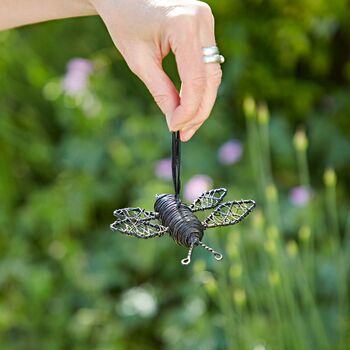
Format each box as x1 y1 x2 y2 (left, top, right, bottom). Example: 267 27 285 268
0 0 350 349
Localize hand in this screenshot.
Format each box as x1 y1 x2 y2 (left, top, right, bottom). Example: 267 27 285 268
91 0 222 141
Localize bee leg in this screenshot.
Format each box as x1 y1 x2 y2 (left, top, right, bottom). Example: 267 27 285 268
198 241 223 261
181 242 195 265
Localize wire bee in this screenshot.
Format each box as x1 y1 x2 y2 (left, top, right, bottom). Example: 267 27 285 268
111 188 256 265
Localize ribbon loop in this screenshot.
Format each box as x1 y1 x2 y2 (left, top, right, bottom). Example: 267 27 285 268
171 131 181 206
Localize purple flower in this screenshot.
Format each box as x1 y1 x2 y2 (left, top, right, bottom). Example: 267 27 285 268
62 58 93 95
289 186 311 207
155 158 172 180
218 139 243 165
184 175 213 202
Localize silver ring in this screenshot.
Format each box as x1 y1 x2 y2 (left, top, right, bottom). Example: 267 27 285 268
202 45 225 64
202 45 220 56
203 54 225 64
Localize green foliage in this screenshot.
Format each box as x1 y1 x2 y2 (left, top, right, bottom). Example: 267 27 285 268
0 1 350 349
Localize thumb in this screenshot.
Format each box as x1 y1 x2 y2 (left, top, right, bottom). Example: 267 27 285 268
129 52 180 129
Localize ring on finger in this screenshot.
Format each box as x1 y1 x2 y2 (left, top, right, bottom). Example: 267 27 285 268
203 54 225 64
202 45 220 56
202 45 225 64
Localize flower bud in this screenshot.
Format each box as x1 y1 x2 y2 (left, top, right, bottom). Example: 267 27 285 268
266 225 279 240
229 264 243 280
266 184 278 202
324 168 336 187
298 225 311 243
233 288 247 306
286 240 298 257
293 129 308 152
201 272 217 297
264 239 277 255
243 96 256 120
252 210 264 230
193 259 206 274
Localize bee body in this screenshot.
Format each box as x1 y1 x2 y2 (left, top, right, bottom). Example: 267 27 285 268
154 194 203 247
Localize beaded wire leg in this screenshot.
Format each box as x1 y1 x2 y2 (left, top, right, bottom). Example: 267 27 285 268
181 240 223 265
181 242 195 265
198 241 223 261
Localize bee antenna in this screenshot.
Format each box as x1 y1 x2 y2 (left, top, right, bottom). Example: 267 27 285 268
198 240 223 261
181 241 195 265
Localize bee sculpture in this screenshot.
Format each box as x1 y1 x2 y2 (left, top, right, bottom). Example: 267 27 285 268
111 188 256 265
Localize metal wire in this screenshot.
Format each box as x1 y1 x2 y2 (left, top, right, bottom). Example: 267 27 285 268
181 241 195 265
198 241 223 261
154 194 204 247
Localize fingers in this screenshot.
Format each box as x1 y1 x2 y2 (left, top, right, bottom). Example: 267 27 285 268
180 66 222 141
167 2 222 141
115 1 222 141
127 47 180 127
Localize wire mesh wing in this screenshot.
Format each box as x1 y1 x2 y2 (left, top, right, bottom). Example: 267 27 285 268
110 218 168 239
189 188 227 212
113 207 158 222
202 200 256 228
111 207 168 239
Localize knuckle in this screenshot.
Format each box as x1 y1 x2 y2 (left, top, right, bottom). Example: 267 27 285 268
191 75 207 91
178 15 198 34
192 115 207 125
191 117 207 129
184 103 200 117
209 68 223 86
167 3 214 30
183 101 198 117
127 60 142 76
167 8 198 33
152 93 171 110
186 117 205 130
196 2 214 25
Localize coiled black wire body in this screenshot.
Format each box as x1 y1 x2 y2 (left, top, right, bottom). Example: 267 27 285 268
154 194 204 247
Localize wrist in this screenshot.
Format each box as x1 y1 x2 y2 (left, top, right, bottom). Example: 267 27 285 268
0 0 98 31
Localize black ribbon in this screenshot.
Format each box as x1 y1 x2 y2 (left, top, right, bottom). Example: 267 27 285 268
171 131 181 206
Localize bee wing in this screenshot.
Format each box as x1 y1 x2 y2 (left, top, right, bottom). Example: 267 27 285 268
189 188 227 212
110 218 168 239
202 200 256 228
113 207 158 222
111 207 167 239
